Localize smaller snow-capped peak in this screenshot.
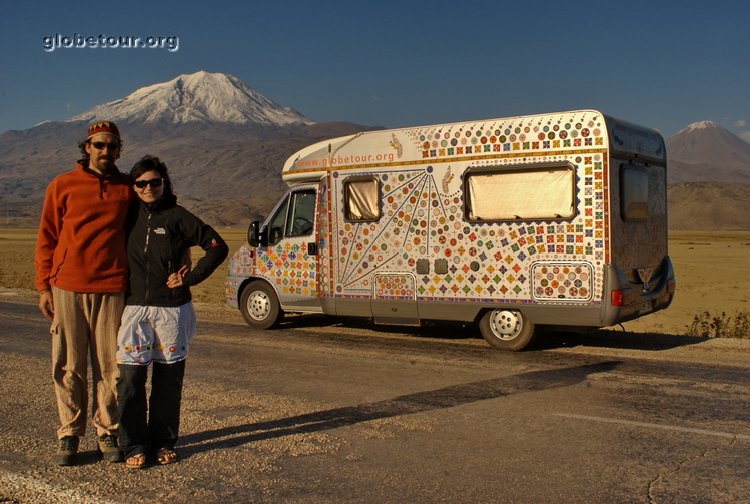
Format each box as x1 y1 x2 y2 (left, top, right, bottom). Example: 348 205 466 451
679 120 722 134
70 71 313 126
668 118 750 168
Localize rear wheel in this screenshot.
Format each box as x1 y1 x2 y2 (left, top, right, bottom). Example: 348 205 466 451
239 281 284 329
479 309 535 351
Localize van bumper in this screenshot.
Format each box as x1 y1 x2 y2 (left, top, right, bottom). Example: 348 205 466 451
600 256 676 326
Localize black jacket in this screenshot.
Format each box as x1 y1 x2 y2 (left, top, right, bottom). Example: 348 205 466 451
125 195 229 307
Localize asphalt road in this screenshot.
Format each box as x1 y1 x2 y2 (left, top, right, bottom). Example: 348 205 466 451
1 296 749 503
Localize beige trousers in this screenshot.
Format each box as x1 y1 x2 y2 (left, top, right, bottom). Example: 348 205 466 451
50 286 123 439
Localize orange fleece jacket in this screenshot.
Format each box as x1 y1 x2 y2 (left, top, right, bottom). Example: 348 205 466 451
34 162 133 293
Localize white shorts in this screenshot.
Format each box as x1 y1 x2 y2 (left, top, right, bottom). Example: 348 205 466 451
116 303 196 365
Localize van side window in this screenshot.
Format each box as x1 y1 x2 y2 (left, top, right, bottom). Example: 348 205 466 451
465 165 575 221
621 164 649 221
286 190 316 237
265 190 316 245
343 177 381 221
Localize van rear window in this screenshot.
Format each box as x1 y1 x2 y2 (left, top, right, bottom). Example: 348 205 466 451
465 165 575 221
621 164 649 221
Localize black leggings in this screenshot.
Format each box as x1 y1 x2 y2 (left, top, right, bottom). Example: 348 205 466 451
116 360 186 459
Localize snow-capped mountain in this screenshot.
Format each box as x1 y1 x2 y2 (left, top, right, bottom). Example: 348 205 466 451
70 71 313 127
0 71 372 226
668 121 750 166
666 120 750 184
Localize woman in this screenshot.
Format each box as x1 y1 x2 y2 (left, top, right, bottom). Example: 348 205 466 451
116 155 228 469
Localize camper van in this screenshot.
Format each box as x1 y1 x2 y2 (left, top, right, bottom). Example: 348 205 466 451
225 110 675 350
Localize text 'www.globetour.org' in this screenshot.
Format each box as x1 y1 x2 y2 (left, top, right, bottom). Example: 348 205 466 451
43 34 179 52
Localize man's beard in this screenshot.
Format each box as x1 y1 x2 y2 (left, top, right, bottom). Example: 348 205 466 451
91 156 115 172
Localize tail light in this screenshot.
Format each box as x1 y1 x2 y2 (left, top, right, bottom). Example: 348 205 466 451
611 288 634 307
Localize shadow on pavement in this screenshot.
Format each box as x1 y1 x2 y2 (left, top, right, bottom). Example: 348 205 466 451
202 312 707 352
534 328 707 352
178 360 621 457
292 317 710 352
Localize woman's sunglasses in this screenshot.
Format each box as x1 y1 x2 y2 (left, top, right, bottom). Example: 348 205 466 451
133 178 163 189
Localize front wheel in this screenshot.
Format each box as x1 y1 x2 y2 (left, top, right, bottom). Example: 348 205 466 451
239 281 284 329
479 309 535 351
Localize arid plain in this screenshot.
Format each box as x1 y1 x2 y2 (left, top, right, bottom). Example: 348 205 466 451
1 227 748 340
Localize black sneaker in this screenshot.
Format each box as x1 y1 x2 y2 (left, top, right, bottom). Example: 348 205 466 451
56 436 79 466
97 434 123 463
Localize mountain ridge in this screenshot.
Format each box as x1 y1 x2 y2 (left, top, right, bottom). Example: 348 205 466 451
1 73 748 229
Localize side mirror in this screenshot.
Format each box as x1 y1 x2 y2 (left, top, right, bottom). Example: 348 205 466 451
247 220 261 247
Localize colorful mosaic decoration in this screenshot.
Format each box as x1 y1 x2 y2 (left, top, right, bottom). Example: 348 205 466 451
258 240 317 300
531 263 593 301
374 274 416 300
405 117 605 161
227 229 319 301
321 152 606 304
228 111 668 311
307 112 618 305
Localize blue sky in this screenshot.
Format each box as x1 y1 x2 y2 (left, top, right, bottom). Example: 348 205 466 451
2 0 749 140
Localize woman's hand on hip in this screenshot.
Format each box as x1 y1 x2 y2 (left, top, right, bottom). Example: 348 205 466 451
166 265 189 288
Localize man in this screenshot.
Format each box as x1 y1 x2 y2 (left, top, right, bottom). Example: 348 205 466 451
34 121 132 465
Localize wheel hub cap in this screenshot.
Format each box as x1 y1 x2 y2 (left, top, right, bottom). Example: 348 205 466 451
489 310 522 340
247 291 270 320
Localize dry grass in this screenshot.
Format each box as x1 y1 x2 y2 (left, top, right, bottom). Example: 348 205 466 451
3 228 749 338
685 311 750 339
0 227 247 304
184 228 248 304
0 229 37 290
618 231 750 337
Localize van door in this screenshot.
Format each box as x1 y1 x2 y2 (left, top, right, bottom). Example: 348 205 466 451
605 158 674 321
259 186 321 311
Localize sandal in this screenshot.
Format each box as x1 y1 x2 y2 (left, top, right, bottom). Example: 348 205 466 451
155 447 178 465
125 453 147 470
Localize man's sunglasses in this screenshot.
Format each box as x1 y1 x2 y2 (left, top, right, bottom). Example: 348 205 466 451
133 178 163 189
89 141 120 150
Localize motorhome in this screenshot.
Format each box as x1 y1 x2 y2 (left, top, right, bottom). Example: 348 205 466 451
225 109 675 350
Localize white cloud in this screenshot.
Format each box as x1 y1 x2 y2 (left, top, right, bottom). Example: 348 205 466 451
734 119 747 128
